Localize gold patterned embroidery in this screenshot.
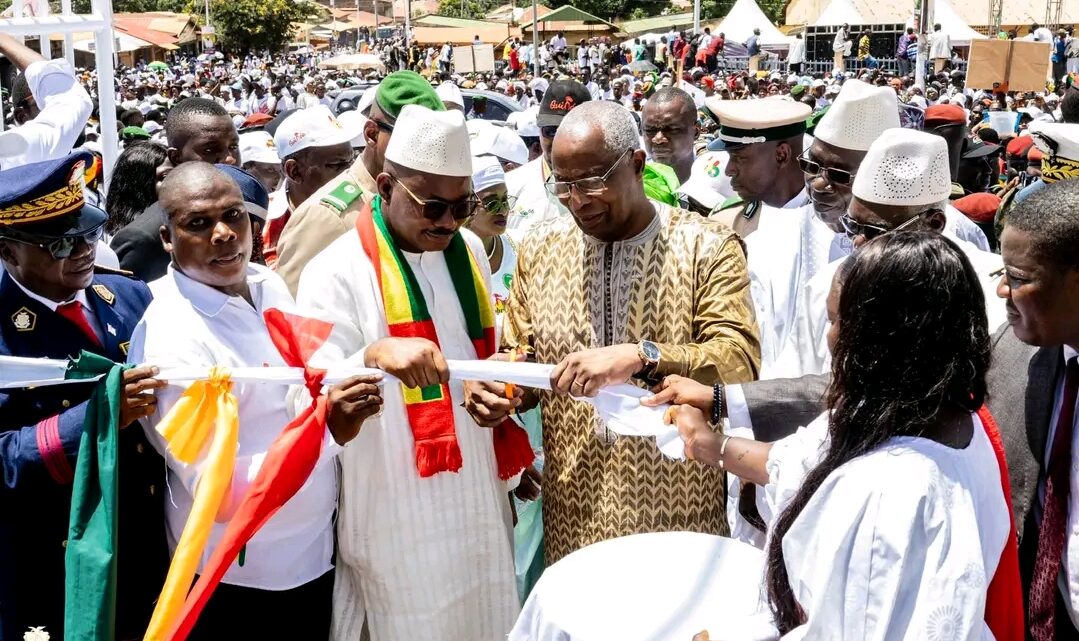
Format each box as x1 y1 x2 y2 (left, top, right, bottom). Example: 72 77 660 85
0 182 84 224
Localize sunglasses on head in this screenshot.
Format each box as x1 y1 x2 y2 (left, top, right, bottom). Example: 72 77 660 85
2 223 105 260
390 175 478 221
798 151 856 186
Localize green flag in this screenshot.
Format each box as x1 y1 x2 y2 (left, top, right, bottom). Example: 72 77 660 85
64 351 127 640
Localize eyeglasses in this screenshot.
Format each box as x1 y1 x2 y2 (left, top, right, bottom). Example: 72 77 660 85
475 194 517 215
373 118 394 134
390 175 479 221
2 223 105 260
540 125 559 139
839 210 928 241
798 151 856 186
544 149 632 199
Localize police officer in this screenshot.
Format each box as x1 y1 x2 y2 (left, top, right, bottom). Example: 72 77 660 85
0 152 168 640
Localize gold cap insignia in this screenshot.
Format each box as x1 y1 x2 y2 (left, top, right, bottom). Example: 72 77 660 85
12 307 36 331
92 284 115 305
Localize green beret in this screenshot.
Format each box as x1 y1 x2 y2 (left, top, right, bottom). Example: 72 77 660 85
121 126 151 140
790 84 806 99
376 71 444 120
805 106 830 136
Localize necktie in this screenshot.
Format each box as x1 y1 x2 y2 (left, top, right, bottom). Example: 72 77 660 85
1030 356 1079 641
56 300 102 348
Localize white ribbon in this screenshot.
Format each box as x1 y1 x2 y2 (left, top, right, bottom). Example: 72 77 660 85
0 355 683 458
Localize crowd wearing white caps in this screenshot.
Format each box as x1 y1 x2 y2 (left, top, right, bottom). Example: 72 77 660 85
5 15 1079 641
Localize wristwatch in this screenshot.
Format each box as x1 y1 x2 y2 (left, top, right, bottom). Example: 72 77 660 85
637 340 661 375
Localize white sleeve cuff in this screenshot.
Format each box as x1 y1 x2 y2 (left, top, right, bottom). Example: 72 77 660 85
724 384 753 435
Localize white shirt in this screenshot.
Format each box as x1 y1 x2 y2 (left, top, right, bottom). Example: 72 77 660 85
505 156 571 244
551 35 567 52
930 30 953 59
440 43 452 62
771 412 1009 641
130 264 342 590
296 92 320 110
946 204 991 251
0 60 93 170
787 38 806 64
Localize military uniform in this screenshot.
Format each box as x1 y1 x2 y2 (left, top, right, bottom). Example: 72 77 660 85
0 154 167 641
274 157 376 295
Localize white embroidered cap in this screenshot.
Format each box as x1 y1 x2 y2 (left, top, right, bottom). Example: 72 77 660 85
678 151 735 210
273 105 357 159
239 130 281 164
853 128 952 207
385 105 472 177
814 79 901 152
471 154 505 193
436 81 464 108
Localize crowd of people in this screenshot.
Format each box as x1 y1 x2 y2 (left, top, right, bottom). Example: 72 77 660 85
0 13 1078 641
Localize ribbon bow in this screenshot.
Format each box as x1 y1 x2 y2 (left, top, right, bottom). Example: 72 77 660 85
165 309 334 641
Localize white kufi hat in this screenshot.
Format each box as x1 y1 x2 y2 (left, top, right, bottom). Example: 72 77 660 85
471 154 505 193
852 128 951 207
385 105 472 177
814 79 901 152
436 81 464 108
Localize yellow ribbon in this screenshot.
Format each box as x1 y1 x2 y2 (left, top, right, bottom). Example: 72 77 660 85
144 368 239 641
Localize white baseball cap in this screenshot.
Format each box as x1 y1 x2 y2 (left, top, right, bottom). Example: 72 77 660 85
273 105 357 159
436 81 464 108
514 105 541 138
337 109 369 149
678 151 734 210
385 105 472 177
853 128 951 207
240 130 281 165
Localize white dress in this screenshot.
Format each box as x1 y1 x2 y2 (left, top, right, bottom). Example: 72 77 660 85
768 413 1010 641
296 228 519 641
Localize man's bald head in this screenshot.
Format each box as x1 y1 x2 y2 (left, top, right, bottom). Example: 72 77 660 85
159 161 241 220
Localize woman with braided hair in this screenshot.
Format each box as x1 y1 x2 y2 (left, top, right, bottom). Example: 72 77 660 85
668 232 1021 640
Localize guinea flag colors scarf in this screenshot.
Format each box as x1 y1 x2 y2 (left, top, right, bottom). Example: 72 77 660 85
356 196 533 479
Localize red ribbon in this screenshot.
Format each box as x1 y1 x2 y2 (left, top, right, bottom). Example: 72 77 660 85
978 405 1025 641
167 309 334 640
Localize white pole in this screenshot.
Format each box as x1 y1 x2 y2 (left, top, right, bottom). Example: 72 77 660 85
693 0 700 34
93 0 118 183
404 0 411 47
531 0 539 76
914 0 933 88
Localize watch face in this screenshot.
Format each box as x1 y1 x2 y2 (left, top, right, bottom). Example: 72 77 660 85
643 341 661 361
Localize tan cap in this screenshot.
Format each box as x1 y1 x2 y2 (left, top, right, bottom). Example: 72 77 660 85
705 98 812 151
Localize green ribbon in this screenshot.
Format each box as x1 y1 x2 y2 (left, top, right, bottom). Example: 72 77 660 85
64 350 128 641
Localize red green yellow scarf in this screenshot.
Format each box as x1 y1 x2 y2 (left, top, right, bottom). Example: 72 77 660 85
356 196 533 479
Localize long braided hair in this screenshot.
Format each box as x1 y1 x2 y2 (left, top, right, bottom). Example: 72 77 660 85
765 231 992 633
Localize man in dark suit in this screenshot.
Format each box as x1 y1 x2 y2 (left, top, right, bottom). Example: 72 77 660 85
111 98 240 282
0 152 169 640
660 179 1079 640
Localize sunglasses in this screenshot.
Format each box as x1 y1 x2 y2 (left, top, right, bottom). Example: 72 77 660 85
839 210 926 241
798 152 856 186
476 194 517 215
540 125 559 139
391 176 478 221
545 149 631 199
373 118 394 134
3 223 105 260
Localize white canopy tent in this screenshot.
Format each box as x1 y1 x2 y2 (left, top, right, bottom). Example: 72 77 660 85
905 0 986 47
708 0 791 49
811 0 865 26
72 31 153 53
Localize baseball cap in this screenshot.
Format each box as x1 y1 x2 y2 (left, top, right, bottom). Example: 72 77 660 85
239 130 281 165
273 105 357 159
537 79 592 128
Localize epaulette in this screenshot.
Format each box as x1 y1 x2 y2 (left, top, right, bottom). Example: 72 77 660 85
716 195 744 210
319 180 367 214
712 196 760 220
93 264 137 278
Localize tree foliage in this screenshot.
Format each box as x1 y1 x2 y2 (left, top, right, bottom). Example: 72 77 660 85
436 0 502 19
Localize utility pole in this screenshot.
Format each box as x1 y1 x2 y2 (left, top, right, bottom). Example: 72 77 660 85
914 0 932 88
693 0 700 34
531 0 540 76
